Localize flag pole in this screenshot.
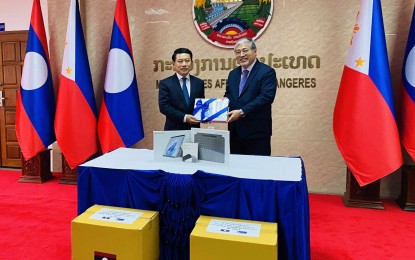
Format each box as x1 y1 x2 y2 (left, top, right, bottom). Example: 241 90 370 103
342 168 384 210
17 0 55 183
19 150 52 183
396 165 415 211
396 4 415 212
59 152 100 185
59 154 78 185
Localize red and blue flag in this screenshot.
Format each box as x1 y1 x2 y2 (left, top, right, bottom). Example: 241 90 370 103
400 6 415 161
16 0 56 160
333 0 402 186
98 0 144 154
55 0 98 168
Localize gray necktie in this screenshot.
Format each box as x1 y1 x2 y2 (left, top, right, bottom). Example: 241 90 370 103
239 69 249 96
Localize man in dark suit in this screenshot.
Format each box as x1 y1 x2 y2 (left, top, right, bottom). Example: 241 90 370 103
225 38 277 156
159 48 205 130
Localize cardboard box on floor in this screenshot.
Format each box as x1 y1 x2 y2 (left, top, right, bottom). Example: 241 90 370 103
72 205 159 260
190 215 278 260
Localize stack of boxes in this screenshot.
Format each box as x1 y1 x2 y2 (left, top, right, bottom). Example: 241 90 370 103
72 206 278 259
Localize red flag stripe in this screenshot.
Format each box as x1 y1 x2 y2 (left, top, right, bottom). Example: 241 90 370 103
55 76 97 168
30 0 49 60
114 0 132 53
97 101 124 153
401 86 415 159
16 94 45 158
333 67 402 185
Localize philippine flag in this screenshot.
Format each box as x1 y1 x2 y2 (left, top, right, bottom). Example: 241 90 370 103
333 0 402 186
400 6 415 161
54 0 98 168
97 0 144 154
16 0 56 160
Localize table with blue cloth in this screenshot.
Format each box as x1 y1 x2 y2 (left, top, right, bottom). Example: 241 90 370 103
78 148 310 260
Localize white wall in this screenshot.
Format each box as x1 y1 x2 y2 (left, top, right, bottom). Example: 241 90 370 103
0 0 48 34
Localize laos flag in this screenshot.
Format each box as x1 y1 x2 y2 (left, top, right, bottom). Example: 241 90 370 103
400 7 415 161
97 0 144 154
333 0 402 186
16 0 56 160
55 0 98 168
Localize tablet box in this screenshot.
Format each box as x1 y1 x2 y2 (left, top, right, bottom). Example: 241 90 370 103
190 215 278 260
72 205 159 260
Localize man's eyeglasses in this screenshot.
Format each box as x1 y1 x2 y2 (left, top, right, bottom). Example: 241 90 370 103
234 49 251 56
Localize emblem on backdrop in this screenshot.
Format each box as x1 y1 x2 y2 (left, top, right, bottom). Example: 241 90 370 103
193 0 273 48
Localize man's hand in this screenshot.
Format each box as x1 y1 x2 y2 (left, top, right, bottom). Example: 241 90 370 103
227 109 243 123
186 115 200 124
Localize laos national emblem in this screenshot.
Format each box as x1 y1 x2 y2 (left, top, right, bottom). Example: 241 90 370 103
193 0 273 48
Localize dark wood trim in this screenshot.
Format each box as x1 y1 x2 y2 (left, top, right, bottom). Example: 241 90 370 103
0 30 29 36
396 165 415 211
19 149 52 183
59 155 78 185
342 168 384 210
59 152 101 185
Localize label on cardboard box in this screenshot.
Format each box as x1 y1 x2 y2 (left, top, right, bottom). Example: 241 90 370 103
206 219 261 237
89 208 142 224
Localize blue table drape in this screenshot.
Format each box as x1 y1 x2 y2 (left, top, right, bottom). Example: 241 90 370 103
78 162 310 260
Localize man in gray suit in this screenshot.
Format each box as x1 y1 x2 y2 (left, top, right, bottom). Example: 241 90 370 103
158 48 205 130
